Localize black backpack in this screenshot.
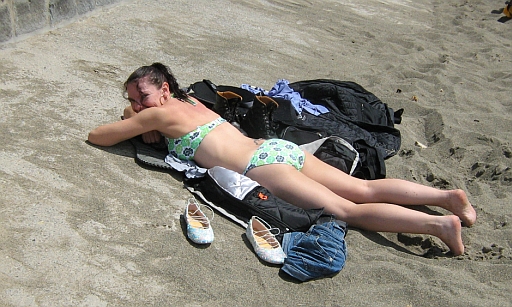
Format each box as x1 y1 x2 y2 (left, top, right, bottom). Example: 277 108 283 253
186 166 326 242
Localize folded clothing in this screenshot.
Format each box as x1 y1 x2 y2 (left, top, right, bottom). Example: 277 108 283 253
281 217 347 282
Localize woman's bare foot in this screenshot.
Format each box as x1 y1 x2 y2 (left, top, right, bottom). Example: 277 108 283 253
436 215 465 256
446 189 477 227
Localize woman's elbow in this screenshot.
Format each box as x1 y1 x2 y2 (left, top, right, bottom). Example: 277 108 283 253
88 130 112 146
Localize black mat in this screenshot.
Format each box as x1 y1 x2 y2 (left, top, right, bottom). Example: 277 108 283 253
128 136 172 170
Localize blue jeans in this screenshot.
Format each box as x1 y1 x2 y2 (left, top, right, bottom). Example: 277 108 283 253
281 221 347 282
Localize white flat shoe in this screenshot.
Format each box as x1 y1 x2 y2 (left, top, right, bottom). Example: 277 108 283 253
246 216 286 264
185 198 214 244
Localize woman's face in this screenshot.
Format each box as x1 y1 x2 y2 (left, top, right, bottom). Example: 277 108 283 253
126 77 168 113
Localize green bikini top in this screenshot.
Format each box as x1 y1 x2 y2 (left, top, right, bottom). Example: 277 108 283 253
167 117 227 160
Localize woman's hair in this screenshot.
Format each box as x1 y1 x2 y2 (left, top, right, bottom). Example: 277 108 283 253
123 63 188 100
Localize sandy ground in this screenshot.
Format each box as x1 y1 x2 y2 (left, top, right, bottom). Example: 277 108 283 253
1 0 511 306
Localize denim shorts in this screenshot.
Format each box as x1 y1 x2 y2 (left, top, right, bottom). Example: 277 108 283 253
281 220 347 282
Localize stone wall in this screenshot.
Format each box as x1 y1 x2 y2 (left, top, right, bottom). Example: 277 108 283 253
0 0 124 44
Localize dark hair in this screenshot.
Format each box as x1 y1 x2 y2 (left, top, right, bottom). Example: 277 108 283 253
123 63 187 100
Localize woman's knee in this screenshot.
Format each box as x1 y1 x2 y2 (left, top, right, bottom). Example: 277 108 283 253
329 178 374 204
322 199 358 220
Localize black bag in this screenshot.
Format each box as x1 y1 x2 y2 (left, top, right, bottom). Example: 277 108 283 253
187 166 325 242
280 126 328 145
295 135 359 176
313 138 359 175
351 141 386 180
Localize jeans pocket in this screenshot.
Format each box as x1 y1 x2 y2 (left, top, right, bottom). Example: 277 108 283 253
295 234 344 275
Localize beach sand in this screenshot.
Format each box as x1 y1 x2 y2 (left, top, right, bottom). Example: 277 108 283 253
0 0 511 306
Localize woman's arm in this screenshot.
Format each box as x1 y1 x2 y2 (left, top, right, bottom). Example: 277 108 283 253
88 108 162 146
123 105 137 119
121 105 163 144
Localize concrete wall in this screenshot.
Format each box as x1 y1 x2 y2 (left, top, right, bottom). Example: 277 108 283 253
0 0 124 44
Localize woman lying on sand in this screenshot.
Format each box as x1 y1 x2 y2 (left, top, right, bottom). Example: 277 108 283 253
88 63 477 255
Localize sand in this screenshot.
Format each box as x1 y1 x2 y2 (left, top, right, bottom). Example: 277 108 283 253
0 0 511 306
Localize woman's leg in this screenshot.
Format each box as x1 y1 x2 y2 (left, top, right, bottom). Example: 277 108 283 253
300 152 477 226
246 164 465 255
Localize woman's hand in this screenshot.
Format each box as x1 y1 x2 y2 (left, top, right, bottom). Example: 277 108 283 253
141 130 162 143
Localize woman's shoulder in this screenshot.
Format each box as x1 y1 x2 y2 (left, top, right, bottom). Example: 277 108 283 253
130 106 167 124
149 105 184 123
